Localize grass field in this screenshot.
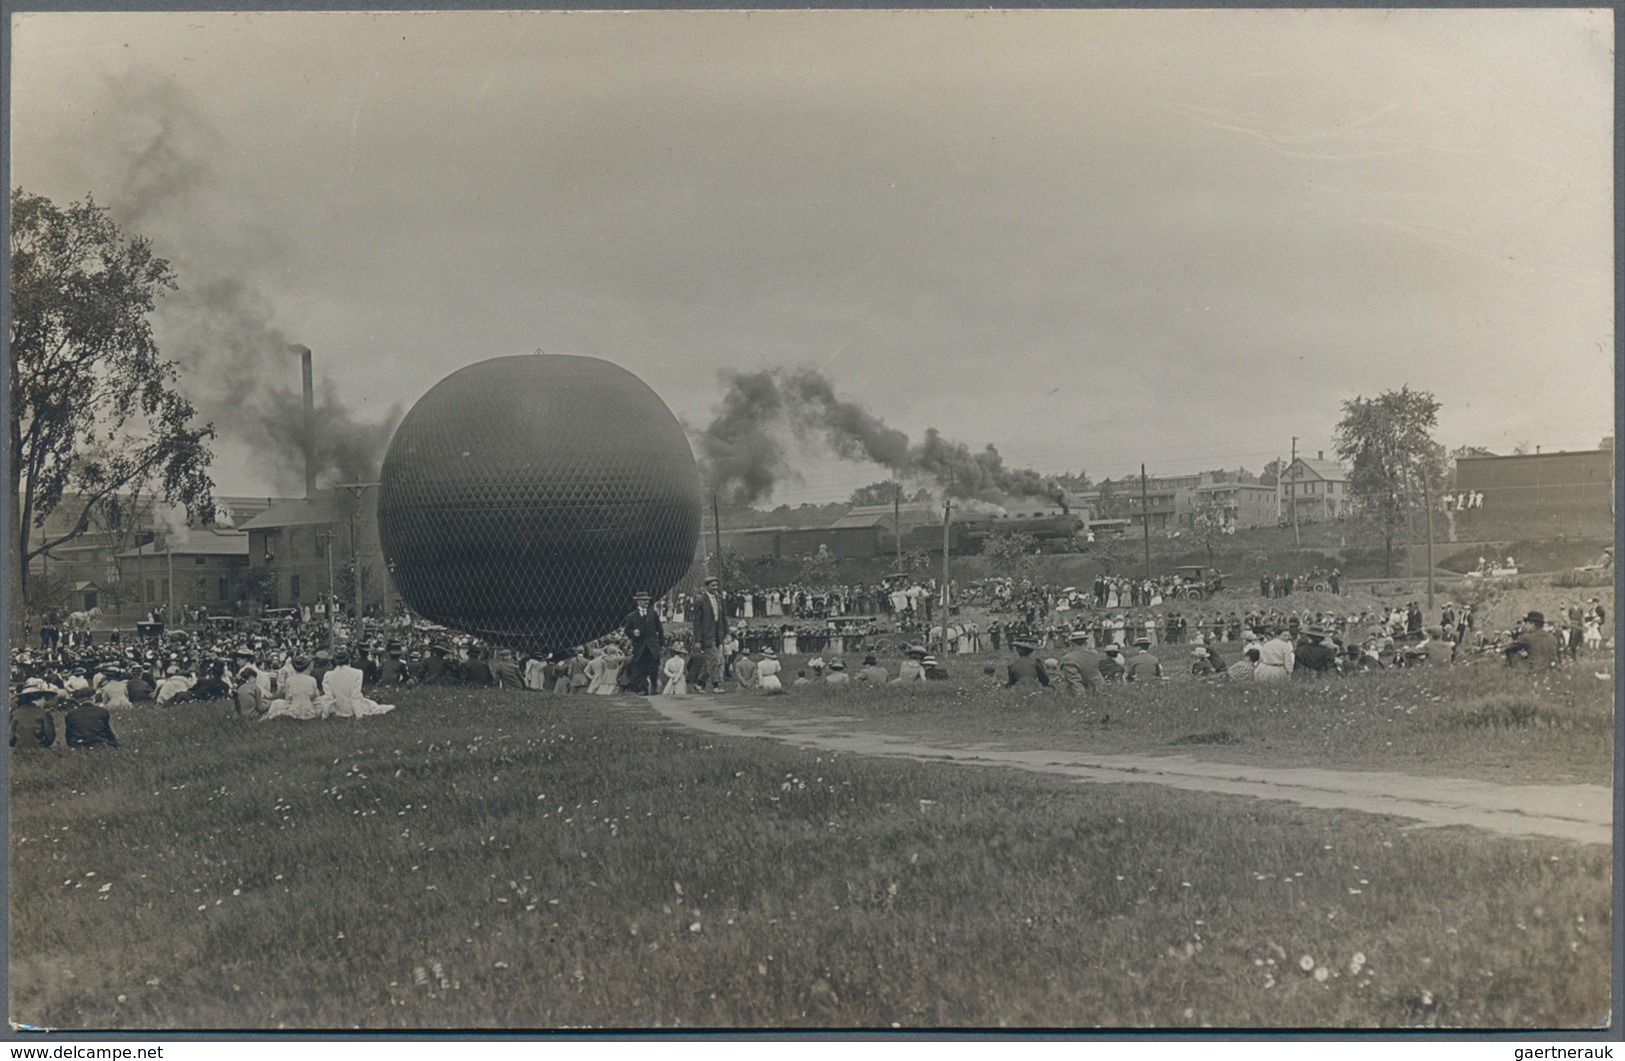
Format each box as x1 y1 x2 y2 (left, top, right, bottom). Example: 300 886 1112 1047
752 655 1616 786
8 670 1611 1032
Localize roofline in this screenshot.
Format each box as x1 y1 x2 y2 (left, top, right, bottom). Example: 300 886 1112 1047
1455 449 1611 462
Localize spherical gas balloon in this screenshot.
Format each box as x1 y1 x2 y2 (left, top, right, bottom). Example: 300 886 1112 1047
377 355 701 652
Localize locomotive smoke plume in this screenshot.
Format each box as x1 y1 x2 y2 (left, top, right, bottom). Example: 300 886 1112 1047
91 74 399 494
698 366 1066 511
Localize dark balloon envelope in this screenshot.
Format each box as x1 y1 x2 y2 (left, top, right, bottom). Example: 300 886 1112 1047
377 355 701 652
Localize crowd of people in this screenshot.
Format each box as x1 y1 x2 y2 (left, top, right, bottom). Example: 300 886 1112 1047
11 555 1611 748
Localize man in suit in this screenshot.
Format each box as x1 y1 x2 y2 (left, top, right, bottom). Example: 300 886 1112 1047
64 691 119 749
621 591 665 695
692 576 729 693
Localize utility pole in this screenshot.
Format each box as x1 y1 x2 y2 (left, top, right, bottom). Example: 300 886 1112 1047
894 474 903 573
1290 436 1300 548
712 492 726 613
1421 465 1435 612
165 539 175 628
336 482 380 640
941 492 952 660
318 528 340 656
1140 464 1152 581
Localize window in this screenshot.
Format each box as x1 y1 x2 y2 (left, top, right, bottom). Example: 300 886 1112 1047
289 530 300 560
219 577 229 601
195 575 207 601
290 574 301 601
145 579 155 603
195 556 207 565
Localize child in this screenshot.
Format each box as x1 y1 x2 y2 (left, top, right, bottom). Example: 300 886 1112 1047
661 645 688 696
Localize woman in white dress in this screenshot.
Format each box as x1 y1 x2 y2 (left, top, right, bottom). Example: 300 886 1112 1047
262 657 324 720
756 648 783 693
661 647 688 695
322 650 395 718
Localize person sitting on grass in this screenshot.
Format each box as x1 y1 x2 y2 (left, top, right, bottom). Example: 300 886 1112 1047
1189 646 1218 677
734 649 758 691
491 649 523 689
792 669 811 687
1006 639 1050 688
756 648 783 693
64 690 119 749
921 653 950 681
1126 637 1162 682
1508 611 1560 669
894 645 927 684
1227 644 1260 681
235 666 268 719
325 650 396 718
857 654 890 684
1058 630 1100 696
261 657 323 721
824 658 851 685
11 685 57 750
1098 646 1126 683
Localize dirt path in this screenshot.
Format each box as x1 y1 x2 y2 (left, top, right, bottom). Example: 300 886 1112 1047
632 694 1613 846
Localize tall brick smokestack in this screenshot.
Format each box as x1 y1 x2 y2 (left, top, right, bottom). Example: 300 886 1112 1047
291 344 316 499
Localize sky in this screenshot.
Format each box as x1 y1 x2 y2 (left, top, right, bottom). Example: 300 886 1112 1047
8 7 1615 506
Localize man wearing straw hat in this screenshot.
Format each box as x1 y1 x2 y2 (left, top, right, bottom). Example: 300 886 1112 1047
1058 629 1100 696
693 575 729 694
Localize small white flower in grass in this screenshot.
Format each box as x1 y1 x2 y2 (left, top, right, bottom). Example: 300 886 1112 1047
1298 955 1315 972
98 883 112 893
198 905 207 912
232 889 241 896
117 995 128 1003
689 922 703 933
1314 966 1330 982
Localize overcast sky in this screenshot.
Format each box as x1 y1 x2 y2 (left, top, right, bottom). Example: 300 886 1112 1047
9 8 1614 504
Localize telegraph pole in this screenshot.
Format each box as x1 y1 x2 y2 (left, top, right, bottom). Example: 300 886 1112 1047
1140 464 1152 580
1421 466 1436 612
1290 436 1300 548
941 492 952 660
894 475 903 573
318 528 340 655
336 481 380 640
712 492 726 609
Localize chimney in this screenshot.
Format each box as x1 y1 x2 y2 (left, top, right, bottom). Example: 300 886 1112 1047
1535 445 1541 454
291 344 317 499
1317 450 1324 461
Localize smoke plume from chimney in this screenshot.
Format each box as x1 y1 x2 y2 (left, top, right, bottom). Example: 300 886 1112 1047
88 73 400 495
696 366 1063 510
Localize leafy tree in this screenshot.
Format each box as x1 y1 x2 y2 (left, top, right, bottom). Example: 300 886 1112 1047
797 545 837 587
236 566 277 610
1093 479 1127 518
980 530 1039 580
704 548 749 591
10 188 215 605
1188 499 1232 564
1332 386 1446 577
1259 459 1284 487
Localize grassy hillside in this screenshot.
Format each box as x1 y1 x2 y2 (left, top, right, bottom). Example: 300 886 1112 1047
9 675 1611 1031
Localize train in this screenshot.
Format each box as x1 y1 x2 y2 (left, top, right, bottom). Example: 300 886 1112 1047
714 514 1087 561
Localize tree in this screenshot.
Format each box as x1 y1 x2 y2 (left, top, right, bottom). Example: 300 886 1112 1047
1094 479 1127 518
704 548 749 591
1259 459 1284 487
1332 386 1446 577
1188 499 1232 564
797 545 837 587
980 530 1039 580
10 188 215 606
846 480 931 508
